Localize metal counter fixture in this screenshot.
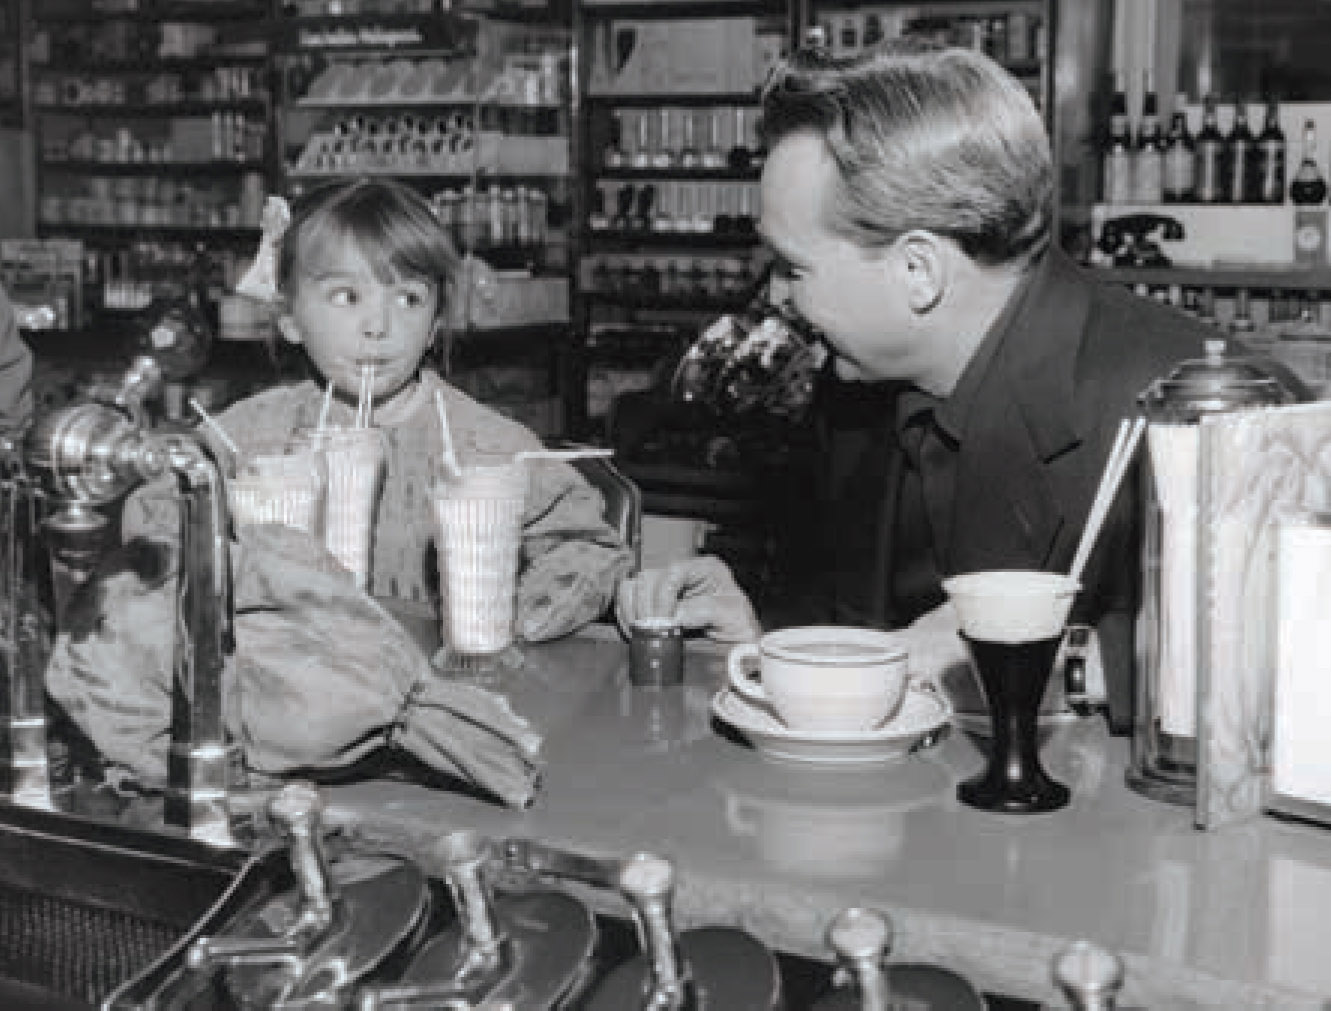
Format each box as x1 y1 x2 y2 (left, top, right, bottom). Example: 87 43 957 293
0 439 54 812
11 355 240 846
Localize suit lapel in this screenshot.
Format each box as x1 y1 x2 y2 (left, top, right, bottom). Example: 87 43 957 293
945 250 1092 574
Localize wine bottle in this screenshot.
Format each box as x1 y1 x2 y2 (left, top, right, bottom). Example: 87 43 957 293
1225 98 1255 204
1194 94 1226 203
1103 73 1133 204
1132 73 1165 203
1290 119 1328 205
1254 97 1287 204
1163 94 1196 202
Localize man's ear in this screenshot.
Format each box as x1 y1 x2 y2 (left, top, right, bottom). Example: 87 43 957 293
899 230 946 314
276 313 303 345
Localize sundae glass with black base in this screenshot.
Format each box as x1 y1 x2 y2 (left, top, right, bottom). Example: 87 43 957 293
942 570 1080 814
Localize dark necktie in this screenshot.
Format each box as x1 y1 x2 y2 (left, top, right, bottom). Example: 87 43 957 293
890 404 944 620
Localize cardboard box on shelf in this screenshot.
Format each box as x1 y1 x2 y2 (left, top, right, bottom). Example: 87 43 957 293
590 18 757 95
451 272 568 330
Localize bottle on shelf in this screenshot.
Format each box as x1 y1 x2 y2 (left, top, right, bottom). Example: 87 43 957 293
1194 94 1226 203
1102 72 1133 204
1225 97 1256 204
1290 118 1328 206
1131 73 1165 203
729 107 753 172
1254 96 1287 204
1164 93 1196 202
1230 288 1257 339
679 110 700 169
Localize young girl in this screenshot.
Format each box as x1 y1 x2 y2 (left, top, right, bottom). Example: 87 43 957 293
41 178 632 808
215 177 633 638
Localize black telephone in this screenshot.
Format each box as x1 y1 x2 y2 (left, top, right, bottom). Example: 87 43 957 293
1097 213 1186 268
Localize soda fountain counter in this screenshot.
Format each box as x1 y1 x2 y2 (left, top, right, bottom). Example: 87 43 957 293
317 619 1329 1010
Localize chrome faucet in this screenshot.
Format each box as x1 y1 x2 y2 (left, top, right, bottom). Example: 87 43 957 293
8 355 241 846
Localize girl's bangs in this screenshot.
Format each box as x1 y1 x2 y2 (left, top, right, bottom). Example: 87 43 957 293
298 199 456 285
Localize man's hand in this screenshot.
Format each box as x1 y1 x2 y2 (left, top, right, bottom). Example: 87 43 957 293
616 556 761 644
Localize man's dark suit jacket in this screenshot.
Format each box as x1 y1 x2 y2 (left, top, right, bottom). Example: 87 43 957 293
807 247 1221 732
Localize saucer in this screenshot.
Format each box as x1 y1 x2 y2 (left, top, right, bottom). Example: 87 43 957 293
710 684 951 766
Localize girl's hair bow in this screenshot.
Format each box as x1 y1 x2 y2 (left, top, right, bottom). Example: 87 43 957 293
235 196 292 303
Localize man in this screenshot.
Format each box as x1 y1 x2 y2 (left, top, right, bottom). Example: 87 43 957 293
617 41 1229 732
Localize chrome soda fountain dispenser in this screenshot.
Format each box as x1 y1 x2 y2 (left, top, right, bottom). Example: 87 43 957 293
1128 339 1292 806
15 354 242 844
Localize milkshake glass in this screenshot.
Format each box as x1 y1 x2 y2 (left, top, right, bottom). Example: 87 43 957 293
227 441 325 537
303 427 386 591
431 459 527 681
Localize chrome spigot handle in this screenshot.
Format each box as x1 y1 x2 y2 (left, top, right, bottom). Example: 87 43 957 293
1053 939 1125 1010
187 782 340 971
618 853 689 1011
825 907 893 1011
502 839 692 1010
436 829 506 981
112 355 165 430
270 782 338 935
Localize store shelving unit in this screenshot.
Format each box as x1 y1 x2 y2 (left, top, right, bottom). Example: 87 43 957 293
26 0 276 326
569 0 789 441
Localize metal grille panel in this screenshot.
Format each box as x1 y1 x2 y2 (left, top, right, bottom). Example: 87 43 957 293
0 882 183 1005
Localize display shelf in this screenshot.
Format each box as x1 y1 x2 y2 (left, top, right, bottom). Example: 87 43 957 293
40 159 265 174
35 100 269 116
587 229 759 247
286 167 568 181
32 2 267 23
582 291 753 312
578 1 785 16
596 166 760 181
36 223 260 242
33 55 268 73
1092 265 1331 291
583 92 763 108
27 0 279 332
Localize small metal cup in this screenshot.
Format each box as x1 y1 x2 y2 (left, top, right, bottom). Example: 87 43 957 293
629 617 684 688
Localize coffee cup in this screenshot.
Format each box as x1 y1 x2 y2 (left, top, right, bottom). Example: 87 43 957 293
726 626 909 733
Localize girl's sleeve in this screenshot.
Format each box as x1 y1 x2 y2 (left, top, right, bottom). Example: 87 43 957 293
515 459 636 642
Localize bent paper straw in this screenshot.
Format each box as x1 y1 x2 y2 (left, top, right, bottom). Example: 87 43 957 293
189 397 241 457
317 381 334 431
514 447 616 464
433 388 463 479
1069 416 1147 585
355 362 375 428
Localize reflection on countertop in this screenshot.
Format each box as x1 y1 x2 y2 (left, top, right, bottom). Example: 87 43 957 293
321 630 1330 1010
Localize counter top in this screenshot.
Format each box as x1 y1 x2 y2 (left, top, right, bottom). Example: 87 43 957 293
322 628 1330 1009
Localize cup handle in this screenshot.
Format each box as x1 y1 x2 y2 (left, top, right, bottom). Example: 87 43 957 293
727 642 767 706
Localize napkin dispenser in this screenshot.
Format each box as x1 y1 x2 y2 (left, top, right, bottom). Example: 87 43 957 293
1266 516 1331 826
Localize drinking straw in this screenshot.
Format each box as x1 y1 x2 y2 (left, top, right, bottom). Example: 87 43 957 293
189 397 241 457
433 388 464 479
355 362 375 428
514 447 616 463
1068 416 1148 584
316 381 334 431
